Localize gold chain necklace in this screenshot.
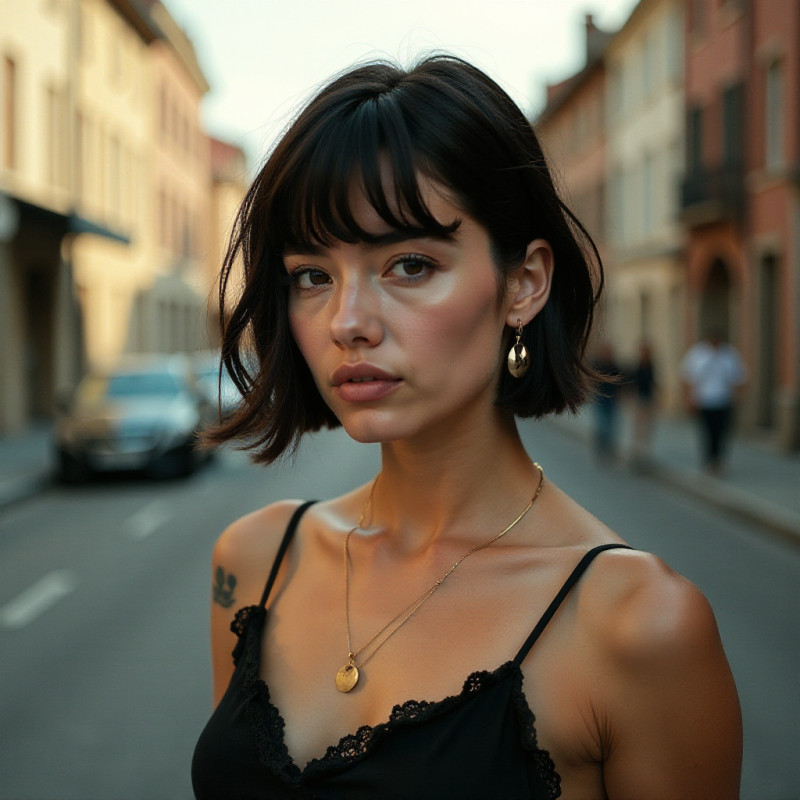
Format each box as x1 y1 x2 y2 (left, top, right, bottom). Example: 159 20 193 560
335 462 545 693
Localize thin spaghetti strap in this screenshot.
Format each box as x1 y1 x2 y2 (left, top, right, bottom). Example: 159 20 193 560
258 500 317 608
512 543 633 666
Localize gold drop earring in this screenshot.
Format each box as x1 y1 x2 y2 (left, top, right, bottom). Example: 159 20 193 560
507 319 529 378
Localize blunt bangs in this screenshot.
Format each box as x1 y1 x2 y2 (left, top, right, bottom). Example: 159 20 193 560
274 90 459 253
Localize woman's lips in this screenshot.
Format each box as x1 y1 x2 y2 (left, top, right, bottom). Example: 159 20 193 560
331 362 397 384
334 377 402 403
330 363 402 403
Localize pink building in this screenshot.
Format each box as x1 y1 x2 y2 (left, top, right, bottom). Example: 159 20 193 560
681 0 799 449
537 15 611 269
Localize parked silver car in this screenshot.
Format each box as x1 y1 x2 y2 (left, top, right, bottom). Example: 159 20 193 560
55 354 215 481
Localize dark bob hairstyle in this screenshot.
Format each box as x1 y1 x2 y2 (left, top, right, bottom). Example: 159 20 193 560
206 55 603 464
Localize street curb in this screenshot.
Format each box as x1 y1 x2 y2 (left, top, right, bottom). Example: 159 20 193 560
551 417 800 546
650 462 800 545
0 473 52 513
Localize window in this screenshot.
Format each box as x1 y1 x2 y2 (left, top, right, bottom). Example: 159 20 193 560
3 57 16 169
159 188 167 246
43 86 69 188
109 26 122 84
640 290 652 341
722 83 743 166
76 113 84 200
692 0 706 35
609 64 623 121
642 153 654 236
46 85 57 186
81 115 95 208
610 167 624 244
159 83 167 134
78 1 93 62
642 35 654 99
687 106 703 172
766 60 785 169
669 138 682 213
45 85 68 189
109 135 121 219
666 6 683 81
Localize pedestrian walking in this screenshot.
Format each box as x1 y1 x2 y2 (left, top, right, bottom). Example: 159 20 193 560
630 342 657 469
590 342 622 463
681 331 747 475
192 56 742 800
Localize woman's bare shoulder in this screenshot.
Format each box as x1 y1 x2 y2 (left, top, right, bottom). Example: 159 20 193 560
212 500 310 606
576 548 741 795
210 491 364 606
572 548 741 795
580 548 720 662
215 500 308 561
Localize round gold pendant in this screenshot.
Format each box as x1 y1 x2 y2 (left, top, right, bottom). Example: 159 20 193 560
335 662 359 692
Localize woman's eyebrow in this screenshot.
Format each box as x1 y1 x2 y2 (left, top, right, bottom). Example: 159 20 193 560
361 227 460 249
283 226 461 257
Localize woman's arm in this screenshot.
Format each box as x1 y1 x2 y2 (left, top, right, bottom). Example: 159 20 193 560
598 555 742 799
209 501 305 707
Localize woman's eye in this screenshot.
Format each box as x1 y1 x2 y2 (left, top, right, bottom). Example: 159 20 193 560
291 268 330 289
387 256 434 281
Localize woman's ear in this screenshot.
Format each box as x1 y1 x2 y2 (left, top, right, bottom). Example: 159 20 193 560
505 239 553 327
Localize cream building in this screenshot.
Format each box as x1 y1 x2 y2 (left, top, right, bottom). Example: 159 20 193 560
605 0 686 411
132 0 212 357
70 0 155 369
73 0 211 367
0 0 217 434
206 137 249 347
0 0 85 432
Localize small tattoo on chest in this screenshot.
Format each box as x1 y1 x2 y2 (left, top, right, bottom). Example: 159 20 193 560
213 566 237 608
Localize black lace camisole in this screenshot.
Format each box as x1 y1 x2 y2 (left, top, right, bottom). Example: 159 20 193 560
192 501 631 799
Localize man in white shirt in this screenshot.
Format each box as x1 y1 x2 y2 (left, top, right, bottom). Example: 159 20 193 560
681 331 747 474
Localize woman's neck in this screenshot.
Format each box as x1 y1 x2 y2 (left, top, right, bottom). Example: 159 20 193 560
364 411 540 555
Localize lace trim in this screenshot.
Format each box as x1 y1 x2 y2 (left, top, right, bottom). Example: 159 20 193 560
230 605 256 666
230 604 562 798
511 667 562 799
305 664 517 775
231 606 313 795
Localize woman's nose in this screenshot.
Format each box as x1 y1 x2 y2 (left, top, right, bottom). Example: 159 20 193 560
329 283 383 349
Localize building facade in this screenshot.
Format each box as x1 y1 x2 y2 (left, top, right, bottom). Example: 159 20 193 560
70 0 155 369
207 137 248 347
537 16 611 257
1 0 95 431
0 0 230 435
605 0 685 411
681 0 799 449
135 0 212 357
537 0 799 450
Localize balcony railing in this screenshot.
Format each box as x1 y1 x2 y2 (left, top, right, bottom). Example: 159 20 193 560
680 164 745 223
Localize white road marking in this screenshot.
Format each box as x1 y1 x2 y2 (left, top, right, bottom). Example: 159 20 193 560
0 570 78 629
125 500 173 539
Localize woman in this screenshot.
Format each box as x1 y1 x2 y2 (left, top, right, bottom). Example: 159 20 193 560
192 56 741 799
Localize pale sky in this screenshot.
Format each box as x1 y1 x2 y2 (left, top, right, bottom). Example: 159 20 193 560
163 0 640 164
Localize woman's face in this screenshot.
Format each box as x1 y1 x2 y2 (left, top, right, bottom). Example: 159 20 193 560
284 178 513 445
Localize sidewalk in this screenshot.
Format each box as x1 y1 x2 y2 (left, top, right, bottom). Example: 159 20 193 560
0 423 54 511
555 405 800 543
1 416 798 542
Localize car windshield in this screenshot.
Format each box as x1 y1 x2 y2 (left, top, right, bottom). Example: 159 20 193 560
78 371 182 403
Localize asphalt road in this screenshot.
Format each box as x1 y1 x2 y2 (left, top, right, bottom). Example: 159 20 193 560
0 419 797 800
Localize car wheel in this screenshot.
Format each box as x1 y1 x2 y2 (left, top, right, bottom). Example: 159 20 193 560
57 450 90 483
147 444 197 479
